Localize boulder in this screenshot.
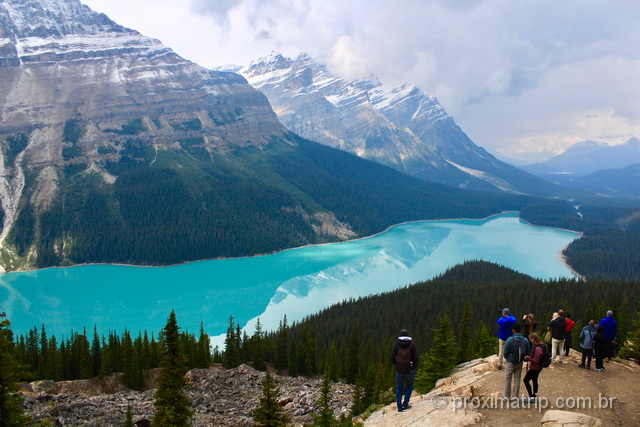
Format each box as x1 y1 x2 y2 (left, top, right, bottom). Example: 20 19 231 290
539 410 603 427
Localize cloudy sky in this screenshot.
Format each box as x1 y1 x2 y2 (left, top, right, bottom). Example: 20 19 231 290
82 0 640 163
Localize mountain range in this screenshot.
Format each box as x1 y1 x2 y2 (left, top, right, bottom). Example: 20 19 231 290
0 0 546 271
522 138 640 198
234 52 574 198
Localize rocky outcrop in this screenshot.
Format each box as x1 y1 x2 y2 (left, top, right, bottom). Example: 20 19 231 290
20 364 354 426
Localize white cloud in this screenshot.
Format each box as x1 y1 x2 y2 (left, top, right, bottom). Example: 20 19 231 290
83 0 640 161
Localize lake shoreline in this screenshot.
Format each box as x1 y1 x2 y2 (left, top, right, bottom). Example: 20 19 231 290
0 210 581 276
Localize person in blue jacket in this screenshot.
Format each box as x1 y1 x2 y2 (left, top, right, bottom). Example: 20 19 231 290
599 310 618 360
497 308 517 369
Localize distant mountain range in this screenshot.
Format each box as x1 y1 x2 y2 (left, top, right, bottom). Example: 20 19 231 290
522 138 640 198
0 0 545 271
232 52 574 198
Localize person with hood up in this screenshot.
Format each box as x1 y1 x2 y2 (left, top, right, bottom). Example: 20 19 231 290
391 329 419 412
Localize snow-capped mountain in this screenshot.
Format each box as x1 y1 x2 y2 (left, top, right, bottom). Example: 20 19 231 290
237 52 570 197
522 138 640 178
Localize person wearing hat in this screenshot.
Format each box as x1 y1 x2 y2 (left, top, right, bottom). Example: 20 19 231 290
391 329 419 412
497 308 517 369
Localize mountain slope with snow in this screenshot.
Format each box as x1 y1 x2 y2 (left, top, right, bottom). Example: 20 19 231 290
237 52 573 198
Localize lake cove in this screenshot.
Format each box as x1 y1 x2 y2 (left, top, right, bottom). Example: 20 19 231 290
0 213 579 342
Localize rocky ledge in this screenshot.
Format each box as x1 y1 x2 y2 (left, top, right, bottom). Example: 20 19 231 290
19 364 354 426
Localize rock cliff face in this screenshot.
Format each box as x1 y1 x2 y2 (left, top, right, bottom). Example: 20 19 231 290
0 0 285 256
238 52 570 197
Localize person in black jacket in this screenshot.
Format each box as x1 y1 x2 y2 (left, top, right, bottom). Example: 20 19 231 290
391 329 419 412
548 309 567 363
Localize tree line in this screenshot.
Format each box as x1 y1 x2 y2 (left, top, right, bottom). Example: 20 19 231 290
12 322 212 390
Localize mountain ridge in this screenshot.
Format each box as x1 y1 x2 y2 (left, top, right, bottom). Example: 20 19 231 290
236 51 576 198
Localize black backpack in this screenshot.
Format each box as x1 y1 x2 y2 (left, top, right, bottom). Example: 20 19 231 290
514 337 529 363
396 342 414 374
540 344 551 368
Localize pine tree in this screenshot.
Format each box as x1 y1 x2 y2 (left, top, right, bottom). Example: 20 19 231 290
474 321 496 358
249 319 265 371
344 327 360 384
619 311 640 363
152 310 193 427
253 373 290 427
223 316 242 369
457 302 474 363
0 310 31 426
91 326 102 377
415 313 457 393
299 321 317 376
124 404 134 427
312 373 336 426
275 316 289 372
196 322 211 369
349 379 365 417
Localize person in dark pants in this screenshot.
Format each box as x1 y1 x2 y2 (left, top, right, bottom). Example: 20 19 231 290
564 313 575 356
578 320 596 369
593 326 607 371
599 310 618 361
391 329 419 412
523 333 544 402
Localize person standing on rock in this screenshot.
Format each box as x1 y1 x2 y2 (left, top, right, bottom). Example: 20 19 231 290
548 310 566 363
523 333 544 403
564 313 575 357
578 320 597 369
391 329 419 412
497 308 517 370
599 310 618 361
503 323 531 400
593 325 607 371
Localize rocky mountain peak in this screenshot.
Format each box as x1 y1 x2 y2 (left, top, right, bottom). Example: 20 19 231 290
239 52 567 197
1 0 126 39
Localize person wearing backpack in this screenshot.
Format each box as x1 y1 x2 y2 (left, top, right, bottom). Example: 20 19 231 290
578 320 597 369
503 323 531 399
523 333 545 403
391 329 419 412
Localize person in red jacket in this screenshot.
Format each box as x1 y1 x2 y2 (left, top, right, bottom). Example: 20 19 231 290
523 333 545 403
564 313 576 357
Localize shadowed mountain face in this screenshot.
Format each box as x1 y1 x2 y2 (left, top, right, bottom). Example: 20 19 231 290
238 52 573 198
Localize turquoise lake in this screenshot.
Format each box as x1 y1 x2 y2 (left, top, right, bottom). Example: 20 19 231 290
0 213 579 345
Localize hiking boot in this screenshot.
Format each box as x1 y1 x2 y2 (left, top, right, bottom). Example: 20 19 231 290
578 364 585 369
402 404 412 410
398 406 404 412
